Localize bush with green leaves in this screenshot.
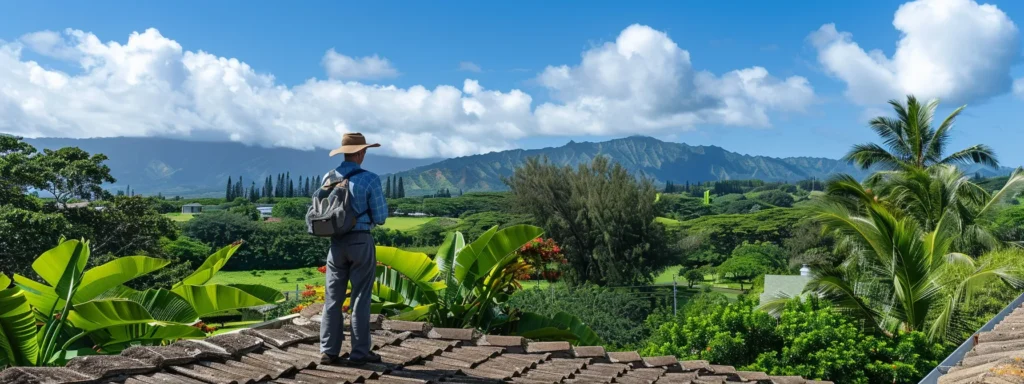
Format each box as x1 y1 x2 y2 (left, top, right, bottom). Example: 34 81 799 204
756 190 794 208
271 198 310 220
0 239 282 368
642 295 946 383
508 285 653 349
680 269 705 288
371 225 601 345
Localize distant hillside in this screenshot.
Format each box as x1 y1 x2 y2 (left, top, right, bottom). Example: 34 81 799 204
389 136 1014 194
24 137 441 197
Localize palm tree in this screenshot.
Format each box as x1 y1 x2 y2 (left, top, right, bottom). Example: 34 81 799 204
844 95 998 172
799 197 1021 342
825 165 1024 253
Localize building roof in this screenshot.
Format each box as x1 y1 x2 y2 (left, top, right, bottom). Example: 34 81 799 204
759 275 811 305
183 203 204 207
0 305 831 384
929 299 1024 383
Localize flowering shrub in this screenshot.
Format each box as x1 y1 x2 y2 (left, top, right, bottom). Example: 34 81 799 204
517 238 567 281
290 266 348 313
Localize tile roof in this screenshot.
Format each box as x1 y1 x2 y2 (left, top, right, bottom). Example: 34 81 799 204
0 305 832 384
935 305 1024 383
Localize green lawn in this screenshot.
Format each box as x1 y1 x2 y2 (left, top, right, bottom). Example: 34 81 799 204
163 213 195 222
381 216 436 231
209 267 322 293
655 217 681 227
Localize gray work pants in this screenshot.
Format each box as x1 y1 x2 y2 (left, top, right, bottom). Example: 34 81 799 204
320 231 376 359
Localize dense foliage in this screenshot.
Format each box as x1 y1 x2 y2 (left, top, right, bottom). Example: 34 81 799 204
506 157 673 286
508 285 653 349
643 295 945 384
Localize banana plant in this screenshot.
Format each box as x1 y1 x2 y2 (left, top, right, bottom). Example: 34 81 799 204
372 225 600 343
1 239 284 367
170 241 285 317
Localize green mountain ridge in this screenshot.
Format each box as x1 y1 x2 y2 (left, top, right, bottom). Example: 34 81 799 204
390 136 1011 194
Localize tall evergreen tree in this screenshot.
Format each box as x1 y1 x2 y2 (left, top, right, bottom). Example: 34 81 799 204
398 177 405 198
385 176 392 198
226 178 233 200
249 182 257 202
236 176 244 200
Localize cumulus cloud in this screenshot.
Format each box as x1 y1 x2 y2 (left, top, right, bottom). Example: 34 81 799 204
458 61 482 73
0 29 530 158
321 48 399 80
809 0 1020 105
0 25 813 158
534 24 813 135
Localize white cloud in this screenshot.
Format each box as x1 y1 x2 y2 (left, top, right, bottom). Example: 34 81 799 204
321 48 399 80
458 61 482 73
809 0 1020 105
0 29 531 158
1015 77 1024 98
0 25 812 158
533 24 814 135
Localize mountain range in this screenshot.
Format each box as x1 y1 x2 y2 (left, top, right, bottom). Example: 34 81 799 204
24 137 441 197
23 136 1015 197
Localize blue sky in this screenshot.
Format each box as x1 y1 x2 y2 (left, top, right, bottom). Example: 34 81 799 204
2 0 1024 165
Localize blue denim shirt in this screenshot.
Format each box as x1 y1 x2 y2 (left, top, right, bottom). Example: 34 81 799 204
328 161 387 231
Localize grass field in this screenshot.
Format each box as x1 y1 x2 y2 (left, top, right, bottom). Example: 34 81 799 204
209 267 322 293
164 213 195 222
655 217 681 226
381 217 436 231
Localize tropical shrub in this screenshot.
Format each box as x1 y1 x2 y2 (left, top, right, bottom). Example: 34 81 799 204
0 239 282 367
642 296 945 384
372 225 601 344
271 198 310 220
756 190 794 208
516 238 567 281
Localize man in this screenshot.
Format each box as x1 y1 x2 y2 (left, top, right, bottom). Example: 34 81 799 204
320 132 388 365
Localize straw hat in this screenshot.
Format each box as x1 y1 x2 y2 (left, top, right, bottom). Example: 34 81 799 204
329 133 381 157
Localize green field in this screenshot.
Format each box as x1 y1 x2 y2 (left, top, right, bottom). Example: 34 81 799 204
654 216 681 226
381 216 436 231
164 213 195 222
209 267 322 293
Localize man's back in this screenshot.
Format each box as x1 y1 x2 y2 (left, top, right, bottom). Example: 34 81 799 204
329 161 387 231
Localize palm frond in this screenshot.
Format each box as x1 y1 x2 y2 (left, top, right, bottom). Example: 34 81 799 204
939 144 999 169
926 105 965 164
842 143 908 170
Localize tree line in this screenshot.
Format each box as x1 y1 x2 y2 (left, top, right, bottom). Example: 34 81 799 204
224 172 321 201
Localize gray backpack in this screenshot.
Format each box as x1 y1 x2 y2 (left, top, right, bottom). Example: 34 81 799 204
306 169 367 237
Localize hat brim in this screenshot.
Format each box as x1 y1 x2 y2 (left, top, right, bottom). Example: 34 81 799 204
329 143 380 157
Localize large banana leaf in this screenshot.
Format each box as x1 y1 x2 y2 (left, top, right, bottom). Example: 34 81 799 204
99 287 199 324
375 247 440 283
227 284 285 304
514 311 604 346
12 275 58 321
51 240 89 302
468 225 543 279
391 304 434 321
454 226 498 283
32 239 89 290
435 232 466 308
171 285 268 317
74 256 170 304
376 266 438 307
0 274 10 289
0 287 39 366
174 243 241 288
67 299 155 332
88 323 204 350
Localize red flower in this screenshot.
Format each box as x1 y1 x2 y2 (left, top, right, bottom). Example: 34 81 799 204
317 266 327 274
